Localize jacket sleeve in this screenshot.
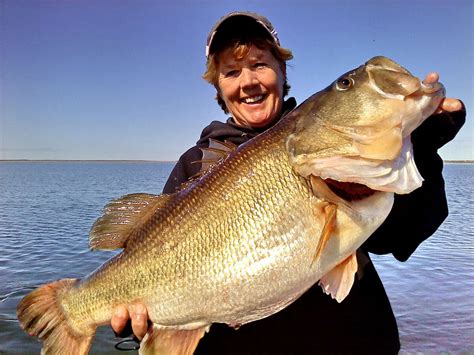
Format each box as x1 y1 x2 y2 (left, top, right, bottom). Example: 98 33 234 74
162 146 203 194
362 104 466 261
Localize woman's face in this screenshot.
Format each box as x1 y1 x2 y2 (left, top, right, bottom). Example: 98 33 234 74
217 45 285 128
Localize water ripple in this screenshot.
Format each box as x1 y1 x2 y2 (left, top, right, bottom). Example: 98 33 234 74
0 162 472 352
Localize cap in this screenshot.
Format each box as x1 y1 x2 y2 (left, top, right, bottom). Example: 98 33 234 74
205 12 280 59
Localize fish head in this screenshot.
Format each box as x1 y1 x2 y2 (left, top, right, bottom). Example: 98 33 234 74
286 56 445 195
337 56 444 138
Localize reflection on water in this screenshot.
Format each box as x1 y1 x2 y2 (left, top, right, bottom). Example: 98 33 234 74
0 162 472 352
372 163 474 352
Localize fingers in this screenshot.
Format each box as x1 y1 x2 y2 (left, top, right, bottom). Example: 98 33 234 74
440 98 462 112
111 304 149 340
129 303 149 340
111 305 129 335
422 72 439 85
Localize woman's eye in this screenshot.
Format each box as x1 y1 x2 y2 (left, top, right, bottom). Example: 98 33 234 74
336 77 354 90
225 70 239 77
255 62 267 68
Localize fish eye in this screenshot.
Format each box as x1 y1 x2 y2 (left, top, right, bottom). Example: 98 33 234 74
336 77 354 91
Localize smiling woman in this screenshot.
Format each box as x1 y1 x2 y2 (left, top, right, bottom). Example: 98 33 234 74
202 14 293 127
214 46 285 128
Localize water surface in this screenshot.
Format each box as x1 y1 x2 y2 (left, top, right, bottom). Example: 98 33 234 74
0 162 472 353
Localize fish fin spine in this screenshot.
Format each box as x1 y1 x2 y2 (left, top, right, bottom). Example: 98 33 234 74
140 324 210 355
312 202 338 264
89 193 173 250
189 139 238 181
318 252 358 303
16 278 95 354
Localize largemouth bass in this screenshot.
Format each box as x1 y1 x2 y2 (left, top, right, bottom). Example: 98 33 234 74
17 57 445 354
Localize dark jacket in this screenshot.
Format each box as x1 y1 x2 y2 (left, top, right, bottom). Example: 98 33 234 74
162 98 465 354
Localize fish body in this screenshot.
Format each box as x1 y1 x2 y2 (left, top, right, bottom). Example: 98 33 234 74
63 120 390 330
17 57 445 354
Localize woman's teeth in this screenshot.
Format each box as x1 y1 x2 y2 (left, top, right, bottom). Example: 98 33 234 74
242 95 264 104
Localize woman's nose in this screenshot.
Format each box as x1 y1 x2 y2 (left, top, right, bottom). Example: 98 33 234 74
240 68 259 88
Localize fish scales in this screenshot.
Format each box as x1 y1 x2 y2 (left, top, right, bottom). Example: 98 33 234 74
62 118 319 332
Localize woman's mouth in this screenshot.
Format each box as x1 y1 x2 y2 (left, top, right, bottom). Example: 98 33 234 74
241 94 266 104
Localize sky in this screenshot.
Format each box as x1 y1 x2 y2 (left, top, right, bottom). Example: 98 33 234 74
1 0 472 161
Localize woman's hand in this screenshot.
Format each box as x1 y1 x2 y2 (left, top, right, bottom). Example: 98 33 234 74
111 303 149 340
439 98 463 112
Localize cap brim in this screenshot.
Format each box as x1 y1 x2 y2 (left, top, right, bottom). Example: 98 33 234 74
206 12 279 59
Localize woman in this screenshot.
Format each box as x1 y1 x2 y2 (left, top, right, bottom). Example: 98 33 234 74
112 12 465 353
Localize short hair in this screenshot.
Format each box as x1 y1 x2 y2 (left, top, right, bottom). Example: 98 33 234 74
203 37 293 114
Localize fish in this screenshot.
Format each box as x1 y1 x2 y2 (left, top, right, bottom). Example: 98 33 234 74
17 56 445 354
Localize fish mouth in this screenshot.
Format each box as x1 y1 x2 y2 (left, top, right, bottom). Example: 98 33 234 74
408 80 445 98
397 75 445 99
366 56 446 101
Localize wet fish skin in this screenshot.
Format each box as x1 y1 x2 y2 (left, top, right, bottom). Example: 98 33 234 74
65 125 325 329
17 56 445 354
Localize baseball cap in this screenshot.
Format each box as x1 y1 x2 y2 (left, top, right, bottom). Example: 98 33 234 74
205 12 280 59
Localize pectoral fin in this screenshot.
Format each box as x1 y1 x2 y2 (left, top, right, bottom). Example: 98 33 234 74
312 202 338 263
319 253 358 303
140 325 210 355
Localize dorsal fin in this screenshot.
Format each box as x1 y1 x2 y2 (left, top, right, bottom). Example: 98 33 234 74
178 139 237 191
199 138 237 172
89 193 173 250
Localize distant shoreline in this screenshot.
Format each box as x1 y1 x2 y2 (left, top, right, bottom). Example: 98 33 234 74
1 159 472 164
443 160 474 164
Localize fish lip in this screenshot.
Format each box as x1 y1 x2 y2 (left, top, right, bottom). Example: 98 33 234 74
407 81 445 98
420 81 445 95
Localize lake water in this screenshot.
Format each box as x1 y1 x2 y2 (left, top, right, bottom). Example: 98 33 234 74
0 162 472 353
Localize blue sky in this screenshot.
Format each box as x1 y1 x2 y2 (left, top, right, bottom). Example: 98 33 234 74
1 0 472 161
